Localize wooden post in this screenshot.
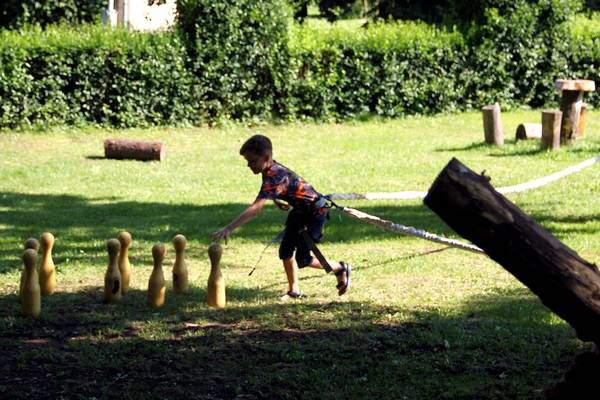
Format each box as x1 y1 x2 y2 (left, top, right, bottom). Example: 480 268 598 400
515 123 541 140
554 80 595 145
541 109 562 151
104 139 165 162
578 103 589 139
424 158 600 345
482 103 504 146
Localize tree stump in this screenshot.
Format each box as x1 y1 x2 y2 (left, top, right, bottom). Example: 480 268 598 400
554 79 595 145
482 103 504 146
104 139 165 162
515 123 541 140
423 158 600 345
541 109 562 151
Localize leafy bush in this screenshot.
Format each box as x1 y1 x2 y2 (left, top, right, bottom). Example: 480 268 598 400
569 16 600 105
0 0 105 28
176 0 291 122
0 1 598 129
458 0 582 108
0 25 194 128
584 0 600 10
287 21 467 119
291 0 310 22
376 0 454 24
318 0 364 21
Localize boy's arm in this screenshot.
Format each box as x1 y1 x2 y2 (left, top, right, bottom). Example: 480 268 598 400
211 198 267 241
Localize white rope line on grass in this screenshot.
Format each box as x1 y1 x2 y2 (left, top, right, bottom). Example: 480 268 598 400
339 206 485 254
330 154 600 201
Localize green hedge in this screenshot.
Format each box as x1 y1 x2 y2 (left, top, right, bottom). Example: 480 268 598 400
0 0 105 28
459 0 582 108
0 3 598 129
0 25 195 128
285 1 595 120
287 22 467 119
176 0 291 122
569 18 600 105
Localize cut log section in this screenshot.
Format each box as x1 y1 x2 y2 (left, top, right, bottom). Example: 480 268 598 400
104 139 165 162
424 158 600 345
482 103 504 146
541 109 562 151
515 123 542 140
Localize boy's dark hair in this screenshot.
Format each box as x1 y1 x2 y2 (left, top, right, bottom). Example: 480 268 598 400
240 134 272 157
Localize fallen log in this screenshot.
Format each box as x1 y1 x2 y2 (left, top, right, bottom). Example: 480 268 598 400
515 123 542 140
423 157 600 345
545 350 600 399
104 139 165 162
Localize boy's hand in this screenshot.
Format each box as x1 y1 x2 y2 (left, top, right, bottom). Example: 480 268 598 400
274 199 290 211
211 227 231 242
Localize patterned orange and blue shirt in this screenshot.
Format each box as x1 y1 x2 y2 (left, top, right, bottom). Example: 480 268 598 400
257 161 320 210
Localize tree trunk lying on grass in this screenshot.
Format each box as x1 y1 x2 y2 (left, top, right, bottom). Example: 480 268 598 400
545 350 600 399
423 157 600 346
104 139 165 162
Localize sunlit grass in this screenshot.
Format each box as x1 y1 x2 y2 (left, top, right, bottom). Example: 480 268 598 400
1 110 599 399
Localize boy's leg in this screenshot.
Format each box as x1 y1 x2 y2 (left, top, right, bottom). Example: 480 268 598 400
280 212 302 295
297 212 350 292
305 257 346 285
304 256 350 295
282 257 300 293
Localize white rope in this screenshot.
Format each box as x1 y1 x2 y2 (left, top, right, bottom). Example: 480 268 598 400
340 206 484 254
330 154 600 201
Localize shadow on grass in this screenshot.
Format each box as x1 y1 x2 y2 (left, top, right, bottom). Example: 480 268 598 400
435 141 492 152
436 140 549 157
488 147 545 157
0 285 582 400
0 191 459 273
503 197 600 240
527 211 600 239
438 139 600 158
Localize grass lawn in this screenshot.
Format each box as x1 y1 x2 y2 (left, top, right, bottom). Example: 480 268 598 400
1 109 599 399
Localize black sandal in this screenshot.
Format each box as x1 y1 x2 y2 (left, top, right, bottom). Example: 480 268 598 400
282 290 304 299
335 261 352 296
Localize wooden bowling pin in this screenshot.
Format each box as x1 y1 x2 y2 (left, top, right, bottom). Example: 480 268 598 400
207 242 226 309
19 238 40 299
39 232 56 295
21 249 41 317
117 231 132 295
147 243 166 308
104 239 122 303
172 234 189 294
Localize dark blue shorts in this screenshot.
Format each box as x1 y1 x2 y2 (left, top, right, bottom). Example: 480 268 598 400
279 210 328 267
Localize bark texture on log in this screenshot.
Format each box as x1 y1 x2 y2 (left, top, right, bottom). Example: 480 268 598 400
104 139 165 162
541 109 562 151
578 103 588 139
559 90 583 145
482 104 504 146
423 158 600 344
545 351 600 399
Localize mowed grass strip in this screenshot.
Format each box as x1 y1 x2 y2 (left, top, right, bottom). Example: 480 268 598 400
1 110 599 399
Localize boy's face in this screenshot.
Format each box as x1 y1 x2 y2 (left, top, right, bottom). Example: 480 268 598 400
243 152 270 174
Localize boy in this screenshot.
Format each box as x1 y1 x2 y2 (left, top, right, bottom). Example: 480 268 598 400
211 134 351 298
